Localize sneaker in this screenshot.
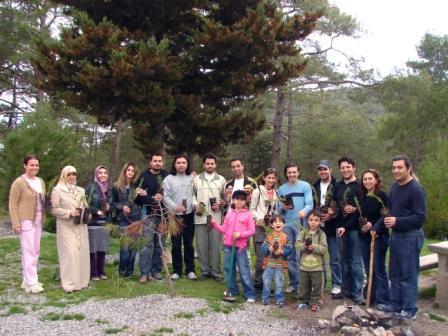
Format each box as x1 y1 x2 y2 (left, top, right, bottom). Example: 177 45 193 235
395 310 417 320
91 277 100 282
263 300 269 306
246 298 256 303
353 296 366 305
223 291 237 302
200 273 212 280
331 287 341 295
213 274 223 282
311 304 320 312
297 303 309 310
276 301 284 308
139 275 148 283
21 281 43 289
152 273 163 280
25 284 44 294
187 272 197 280
285 286 297 294
170 273 180 280
376 304 395 312
100 275 108 280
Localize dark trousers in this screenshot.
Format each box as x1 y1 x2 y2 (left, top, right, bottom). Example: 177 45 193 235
90 252 106 278
119 247 137 277
360 235 390 305
171 212 195 275
388 229 424 314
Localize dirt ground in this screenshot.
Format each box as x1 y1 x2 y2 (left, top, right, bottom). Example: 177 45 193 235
278 275 447 336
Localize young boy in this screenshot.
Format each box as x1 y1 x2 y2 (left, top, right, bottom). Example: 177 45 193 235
297 209 328 311
261 214 292 307
211 190 256 302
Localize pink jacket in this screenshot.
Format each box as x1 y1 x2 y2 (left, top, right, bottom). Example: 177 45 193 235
213 208 255 250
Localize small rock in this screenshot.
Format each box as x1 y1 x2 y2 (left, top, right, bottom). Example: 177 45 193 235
360 330 374 336
367 308 394 320
389 326 405 336
330 319 340 333
332 305 351 320
318 318 330 329
385 330 395 336
404 330 416 336
341 326 361 336
337 316 355 326
352 305 372 319
372 326 387 336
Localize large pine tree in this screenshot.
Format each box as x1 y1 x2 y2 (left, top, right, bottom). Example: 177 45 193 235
34 0 319 155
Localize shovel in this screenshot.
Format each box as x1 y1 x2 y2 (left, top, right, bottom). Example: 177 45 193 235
224 240 237 302
366 234 376 307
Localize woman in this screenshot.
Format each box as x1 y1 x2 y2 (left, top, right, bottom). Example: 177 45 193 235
113 162 145 278
51 165 90 293
9 154 46 294
249 168 278 290
86 166 112 281
358 169 390 306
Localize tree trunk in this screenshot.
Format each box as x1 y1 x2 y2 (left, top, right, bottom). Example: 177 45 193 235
110 117 124 181
7 68 18 128
286 92 294 162
271 86 285 171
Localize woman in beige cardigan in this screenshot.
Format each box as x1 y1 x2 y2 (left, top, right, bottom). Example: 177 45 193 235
51 165 90 293
9 154 46 294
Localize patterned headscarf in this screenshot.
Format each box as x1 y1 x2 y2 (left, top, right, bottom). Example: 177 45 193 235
56 165 77 192
94 165 109 197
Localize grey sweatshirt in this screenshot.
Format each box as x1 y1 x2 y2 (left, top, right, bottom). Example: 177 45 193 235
162 173 194 215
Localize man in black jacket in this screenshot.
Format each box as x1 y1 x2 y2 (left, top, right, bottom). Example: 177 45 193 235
334 157 364 305
313 160 342 298
136 153 169 283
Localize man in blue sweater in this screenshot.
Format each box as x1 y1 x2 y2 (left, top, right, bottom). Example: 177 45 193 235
374 155 426 320
278 162 313 293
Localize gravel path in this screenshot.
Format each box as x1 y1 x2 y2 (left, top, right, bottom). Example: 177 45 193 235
0 294 318 336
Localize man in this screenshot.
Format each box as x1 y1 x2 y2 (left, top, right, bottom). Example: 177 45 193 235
136 153 169 283
334 157 364 305
374 155 426 319
162 155 196 280
192 153 227 280
312 159 342 298
277 161 313 294
225 158 257 199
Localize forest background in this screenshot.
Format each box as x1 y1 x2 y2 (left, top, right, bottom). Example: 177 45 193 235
0 1 446 238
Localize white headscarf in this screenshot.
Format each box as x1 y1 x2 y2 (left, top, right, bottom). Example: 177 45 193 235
56 165 77 192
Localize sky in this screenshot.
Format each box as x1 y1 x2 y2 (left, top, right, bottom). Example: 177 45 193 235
328 0 448 77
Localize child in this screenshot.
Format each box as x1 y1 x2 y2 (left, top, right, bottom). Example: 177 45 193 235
211 190 256 302
297 209 328 311
261 214 292 307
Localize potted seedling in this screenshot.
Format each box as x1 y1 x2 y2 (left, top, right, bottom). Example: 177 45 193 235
304 237 313 254
209 196 217 210
340 187 350 218
354 196 368 231
367 193 390 217
195 202 207 217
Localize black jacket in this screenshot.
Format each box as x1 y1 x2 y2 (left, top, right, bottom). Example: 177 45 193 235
135 169 168 212
333 179 360 231
313 177 338 237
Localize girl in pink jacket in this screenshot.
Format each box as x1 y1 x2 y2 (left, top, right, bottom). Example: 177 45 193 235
211 190 256 302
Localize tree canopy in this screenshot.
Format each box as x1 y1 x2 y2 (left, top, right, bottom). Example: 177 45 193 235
34 0 320 155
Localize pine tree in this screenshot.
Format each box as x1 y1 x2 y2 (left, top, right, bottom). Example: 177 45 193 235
34 1 319 155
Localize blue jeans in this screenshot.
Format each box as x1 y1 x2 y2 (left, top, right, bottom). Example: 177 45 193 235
389 229 424 315
283 225 299 290
139 209 162 276
341 230 364 298
223 246 256 299
262 267 285 303
326 234 342 289
119 247 137 277
360 235 390 305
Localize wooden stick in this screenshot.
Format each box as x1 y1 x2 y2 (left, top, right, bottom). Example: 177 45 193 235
366 234 376 307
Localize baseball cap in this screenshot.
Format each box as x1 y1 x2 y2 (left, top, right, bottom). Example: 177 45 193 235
317 160 331 169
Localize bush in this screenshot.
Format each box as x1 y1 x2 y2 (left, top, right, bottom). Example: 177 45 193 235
419 135 448 239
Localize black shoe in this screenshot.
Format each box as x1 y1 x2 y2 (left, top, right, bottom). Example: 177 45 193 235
353 296 366 305
200 273 212 280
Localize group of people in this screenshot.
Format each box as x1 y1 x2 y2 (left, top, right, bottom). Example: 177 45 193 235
9 152 426 320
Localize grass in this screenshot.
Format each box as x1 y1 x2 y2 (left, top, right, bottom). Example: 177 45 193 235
7 305 27 315
173 312 194 319
420 285 437 299
152 327 174 334
105 326 128 334
427 312 447 322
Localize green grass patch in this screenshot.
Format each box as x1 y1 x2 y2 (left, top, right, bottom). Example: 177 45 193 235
427 312 447 322
62 313 85 320
173 312 194 319
152 327 174 334
41 312 62 321
7 305 27 315
95 318 109 324
208 301 239 314
195 308 208 316
419 285 436 299
266 308 287 320
105 326 128 334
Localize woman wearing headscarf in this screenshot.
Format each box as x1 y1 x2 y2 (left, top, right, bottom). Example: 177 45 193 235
51 165 90 293
9 154 46 294
85 165 112 281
